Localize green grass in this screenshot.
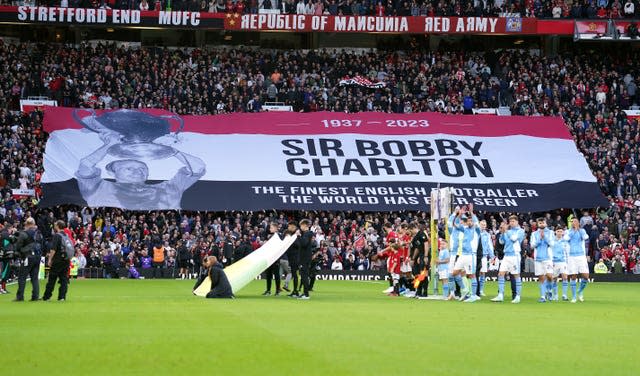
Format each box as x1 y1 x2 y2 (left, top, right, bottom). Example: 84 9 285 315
0 279 638 376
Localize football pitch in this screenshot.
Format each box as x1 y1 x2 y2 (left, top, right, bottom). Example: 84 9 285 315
1 279 638 376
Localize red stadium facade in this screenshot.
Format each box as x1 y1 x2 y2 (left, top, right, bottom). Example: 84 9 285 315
0 5 625 36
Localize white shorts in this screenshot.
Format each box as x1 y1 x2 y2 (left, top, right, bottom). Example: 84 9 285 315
453 254 475 275
499 255 520 275
438 269 449 280
568 256 589 275
489 258 500 272
448 256 456 276
553 262 568 277
400 260 412 273
479 256 488 273
534 260 553 276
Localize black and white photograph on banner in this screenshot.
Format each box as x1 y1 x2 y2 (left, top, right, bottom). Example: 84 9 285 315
47 109 206 210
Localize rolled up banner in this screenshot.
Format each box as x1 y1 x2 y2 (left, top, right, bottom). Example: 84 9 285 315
194 234 297 297
193 276 211 297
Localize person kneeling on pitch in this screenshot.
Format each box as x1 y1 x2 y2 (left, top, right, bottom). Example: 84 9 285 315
193 256 233 299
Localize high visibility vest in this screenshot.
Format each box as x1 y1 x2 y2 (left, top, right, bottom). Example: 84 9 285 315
153 247 165 263
70 257 79 276
594 263 608 274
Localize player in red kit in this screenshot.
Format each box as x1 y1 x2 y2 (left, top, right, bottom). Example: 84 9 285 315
380 222 396 293
397 223 415 296
378 222 400 295
374 242 401 297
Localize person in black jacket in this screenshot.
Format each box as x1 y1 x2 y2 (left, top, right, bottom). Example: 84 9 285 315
262 222 283 296
193 256 233 299
410 221 430 298
297 219 314 300
43 220 71 302
222 236 235 266
14 217 42 302
177 240 191 280
285 222 301 298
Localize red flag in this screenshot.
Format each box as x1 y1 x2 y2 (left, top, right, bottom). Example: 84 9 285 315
354 235 365 251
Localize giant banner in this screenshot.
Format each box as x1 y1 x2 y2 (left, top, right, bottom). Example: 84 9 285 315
41 108 608 212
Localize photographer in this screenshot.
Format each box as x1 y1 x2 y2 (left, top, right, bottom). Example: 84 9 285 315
14 218 43 302
0 223 17 294
43 220 73 302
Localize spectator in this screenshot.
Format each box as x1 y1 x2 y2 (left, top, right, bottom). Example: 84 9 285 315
624 0 635 17
552 2 562 17
152 243 165 278
296 0 306 14
612 255 625 273
594 259 609 273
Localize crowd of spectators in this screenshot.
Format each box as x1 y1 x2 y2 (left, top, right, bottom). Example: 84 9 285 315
1 41 640 276
4 0 640 19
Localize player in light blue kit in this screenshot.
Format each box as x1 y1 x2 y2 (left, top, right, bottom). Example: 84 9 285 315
478 220 495 297
435 239 452 300
447 207 463 298
530 218 554 303
491 215 525 303
565 218 590 303
551 227 570 301
451 206 481 303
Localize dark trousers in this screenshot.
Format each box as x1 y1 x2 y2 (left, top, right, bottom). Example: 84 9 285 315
414 260 428 296
309 265 317 291
43 263 69 301
1 260 11 282
206 290 233 299
265 261 281 292
16 256 40 301
152 262 163 278
299 260 311 297
290 260 300 293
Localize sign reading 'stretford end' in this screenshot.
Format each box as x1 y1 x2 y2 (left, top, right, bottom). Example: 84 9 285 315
41 109 607 212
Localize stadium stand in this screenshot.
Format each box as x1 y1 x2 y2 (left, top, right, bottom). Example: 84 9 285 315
0 39 639 275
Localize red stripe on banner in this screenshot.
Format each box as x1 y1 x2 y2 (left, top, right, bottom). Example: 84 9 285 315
536 19 574 35
43 107 573 139
0 6 554 34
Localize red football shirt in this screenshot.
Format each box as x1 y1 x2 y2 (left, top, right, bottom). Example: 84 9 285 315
379 249 401 274
385 231 398 269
